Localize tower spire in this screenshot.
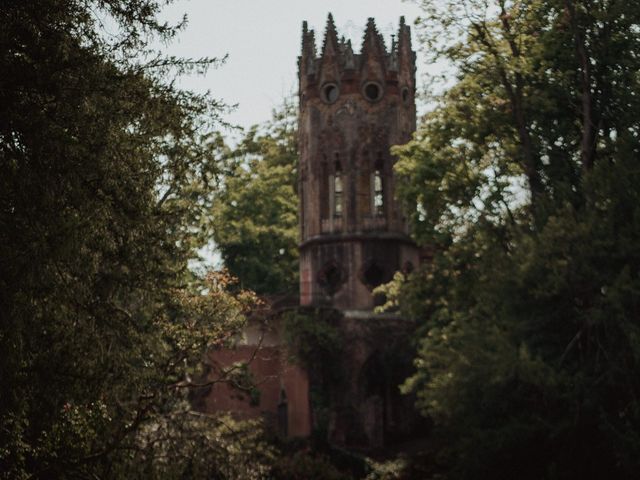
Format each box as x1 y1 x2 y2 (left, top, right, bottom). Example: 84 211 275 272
319 13 341 86
322 13 339 55
360 17 386 80
344 38 355 70
361 18 385 53
300 21 317 78
397 16 415 84
397 16 413 61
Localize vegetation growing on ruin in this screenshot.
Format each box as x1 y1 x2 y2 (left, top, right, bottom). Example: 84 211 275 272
282 307 344 439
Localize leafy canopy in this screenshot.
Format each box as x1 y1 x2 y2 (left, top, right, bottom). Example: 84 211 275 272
211 100 299 295
0 1 272 478
383 0 640 478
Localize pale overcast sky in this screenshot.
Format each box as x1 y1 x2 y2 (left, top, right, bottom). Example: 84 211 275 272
159 0 425 130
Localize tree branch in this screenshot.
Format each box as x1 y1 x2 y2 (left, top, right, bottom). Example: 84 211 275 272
564 0 598 171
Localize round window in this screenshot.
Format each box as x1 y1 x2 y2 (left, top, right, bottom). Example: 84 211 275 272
363 82 383 102
317 261 345 294
361 261 387 290
322 83 339 103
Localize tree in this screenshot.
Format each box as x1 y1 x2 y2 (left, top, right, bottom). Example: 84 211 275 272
211 100 299 296
0 1 272 478
384 1 640 478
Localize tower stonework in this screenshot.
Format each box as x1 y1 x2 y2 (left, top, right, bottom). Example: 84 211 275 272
298 16 423 449
298 15 419 312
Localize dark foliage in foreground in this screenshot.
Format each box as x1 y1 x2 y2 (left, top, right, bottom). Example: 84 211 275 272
0 1 276 478
379 0 640 478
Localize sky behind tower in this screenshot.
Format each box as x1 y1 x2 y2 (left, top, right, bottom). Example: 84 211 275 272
159 0 424 131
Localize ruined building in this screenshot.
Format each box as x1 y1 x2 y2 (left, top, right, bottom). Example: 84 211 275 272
297 15 422 448
199 15 423 450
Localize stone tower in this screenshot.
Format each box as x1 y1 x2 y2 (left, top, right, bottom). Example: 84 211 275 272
298 15 419 311
297 16 423 448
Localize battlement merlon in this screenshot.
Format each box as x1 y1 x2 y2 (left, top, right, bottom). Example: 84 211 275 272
298 14 416 96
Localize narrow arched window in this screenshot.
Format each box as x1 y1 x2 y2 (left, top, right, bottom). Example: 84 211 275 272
334 160 343 217
373 169 383 216
321 158 329 219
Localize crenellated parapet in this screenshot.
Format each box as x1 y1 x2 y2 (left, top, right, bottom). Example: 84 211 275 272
298 15 416 105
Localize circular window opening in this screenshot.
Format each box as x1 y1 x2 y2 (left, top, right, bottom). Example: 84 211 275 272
401 87 410 104
362 262 386 289
363 82 383 102
317 261 345 295
322 83 339 103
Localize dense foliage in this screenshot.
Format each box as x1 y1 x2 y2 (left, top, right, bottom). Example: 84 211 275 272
212 101 299 295
384 0 640 478
0 1 273 478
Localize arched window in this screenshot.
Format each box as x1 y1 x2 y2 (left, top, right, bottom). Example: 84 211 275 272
373 169 383 216
320 157 329 220
333 160 343 217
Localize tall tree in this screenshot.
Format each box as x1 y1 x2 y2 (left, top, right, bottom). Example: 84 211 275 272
384 1 640 478
211 100 299 296
0 1 272 478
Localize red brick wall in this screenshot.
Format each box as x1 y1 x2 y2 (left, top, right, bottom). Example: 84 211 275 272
202 345 311 437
